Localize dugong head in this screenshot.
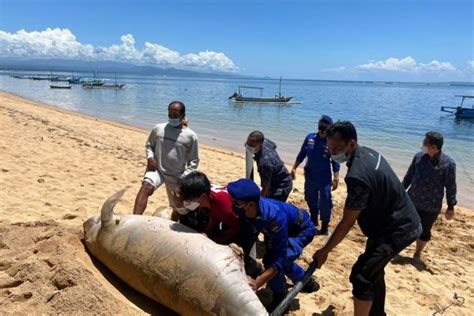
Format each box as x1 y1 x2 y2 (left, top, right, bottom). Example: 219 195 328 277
83 187 128 242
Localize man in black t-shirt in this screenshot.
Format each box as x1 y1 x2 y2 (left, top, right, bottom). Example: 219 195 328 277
312 121 421 316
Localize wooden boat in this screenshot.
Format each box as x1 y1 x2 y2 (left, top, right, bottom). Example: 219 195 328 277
441 95 474 119
50 85 72 89
82 79 105 87
83 83 125 89
229 77 292 103
82 73 124 89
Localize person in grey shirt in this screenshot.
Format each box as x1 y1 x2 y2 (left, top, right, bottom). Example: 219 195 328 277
133 101 199 220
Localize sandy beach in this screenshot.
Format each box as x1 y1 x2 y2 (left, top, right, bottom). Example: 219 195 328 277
0 91 472 315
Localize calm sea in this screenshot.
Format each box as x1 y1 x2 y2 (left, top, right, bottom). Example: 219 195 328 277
1 72 473 207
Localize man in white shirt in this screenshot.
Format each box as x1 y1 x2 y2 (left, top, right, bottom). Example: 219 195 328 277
133 101 199 220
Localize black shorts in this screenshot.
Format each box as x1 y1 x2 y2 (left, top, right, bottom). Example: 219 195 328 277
350 235 415 301
417 209 440 242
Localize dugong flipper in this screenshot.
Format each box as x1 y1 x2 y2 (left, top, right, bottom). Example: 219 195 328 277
84 188 268 316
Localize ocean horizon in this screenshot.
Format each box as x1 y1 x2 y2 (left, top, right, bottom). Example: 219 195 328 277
1 71 473 207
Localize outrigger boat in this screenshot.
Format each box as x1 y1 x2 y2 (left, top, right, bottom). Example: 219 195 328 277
229 77 292 103
441 95 474 119
82 73 124 89
50 85 72 89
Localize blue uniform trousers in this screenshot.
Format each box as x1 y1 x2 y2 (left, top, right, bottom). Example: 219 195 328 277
263 216 316 294
304 179 333 222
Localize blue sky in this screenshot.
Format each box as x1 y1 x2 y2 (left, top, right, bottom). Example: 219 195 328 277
0 0 473 81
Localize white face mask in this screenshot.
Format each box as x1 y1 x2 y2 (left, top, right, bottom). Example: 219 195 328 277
421 145 429 154
183 200 200 211
176 207 190 215
246 144 258 154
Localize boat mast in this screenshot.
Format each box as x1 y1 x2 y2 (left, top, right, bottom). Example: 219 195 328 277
279 76 282 98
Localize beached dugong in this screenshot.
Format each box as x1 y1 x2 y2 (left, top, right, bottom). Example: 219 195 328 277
83 188 268 315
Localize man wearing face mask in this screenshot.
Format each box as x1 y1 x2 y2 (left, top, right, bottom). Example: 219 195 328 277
228 178 319 312
245 131 293 202
178 171 240 244
312 121 421 316
133 101 199 220
402 131 456 263
291 115 340 235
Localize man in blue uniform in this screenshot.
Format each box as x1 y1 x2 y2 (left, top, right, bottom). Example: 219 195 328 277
291 115 340 235
245 131 293 201
227 179 319 311
312 121 421 316
402 131 457 263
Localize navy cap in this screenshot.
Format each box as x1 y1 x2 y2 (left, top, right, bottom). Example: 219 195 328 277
320 115 333 125
227 179 260 201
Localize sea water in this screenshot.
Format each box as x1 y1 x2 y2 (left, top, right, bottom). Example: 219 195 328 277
1 72 473 207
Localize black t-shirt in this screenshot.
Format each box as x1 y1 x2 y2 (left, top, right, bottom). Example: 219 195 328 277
345 146 420 245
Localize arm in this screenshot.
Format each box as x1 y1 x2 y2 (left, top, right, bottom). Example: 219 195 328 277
182 134 199 178
313 209 360 267
313 178 369 268
145 127 158 171
253 217 288 290
259 163 273 197
445 160 457 219
402 155 417 189
291 137 308 179
204 216 219 239
331 159 341 190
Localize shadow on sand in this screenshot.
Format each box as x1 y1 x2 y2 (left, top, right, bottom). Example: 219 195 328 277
391 254 436 275
312 304 336 316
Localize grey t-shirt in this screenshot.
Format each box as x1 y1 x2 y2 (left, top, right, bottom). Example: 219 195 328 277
145 123 199 180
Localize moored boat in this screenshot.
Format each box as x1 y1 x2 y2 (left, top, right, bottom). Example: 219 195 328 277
441 95 474 119
50 85 72 89
229 77 292 103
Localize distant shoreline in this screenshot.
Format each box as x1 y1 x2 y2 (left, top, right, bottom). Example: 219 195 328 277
2 68 474 86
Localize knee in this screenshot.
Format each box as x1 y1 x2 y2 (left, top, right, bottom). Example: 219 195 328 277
350 272 375 301
139 182 155 196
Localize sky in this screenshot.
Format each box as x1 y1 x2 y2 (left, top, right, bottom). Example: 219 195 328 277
0 0 473 81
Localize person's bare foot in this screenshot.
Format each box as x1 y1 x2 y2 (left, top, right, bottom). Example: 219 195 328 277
412 255 427 269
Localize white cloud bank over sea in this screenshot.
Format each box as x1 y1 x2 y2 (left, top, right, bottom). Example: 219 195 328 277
0 28 239 73
323 57 473 82
357 56 456 73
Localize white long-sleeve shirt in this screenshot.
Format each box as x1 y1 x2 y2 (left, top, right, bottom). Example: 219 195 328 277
145 123 199 180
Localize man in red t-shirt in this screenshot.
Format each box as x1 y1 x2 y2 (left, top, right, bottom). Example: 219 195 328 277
178 171 240 244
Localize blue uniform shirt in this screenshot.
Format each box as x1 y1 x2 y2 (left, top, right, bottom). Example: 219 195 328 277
248 198 310 272
296 133 340 184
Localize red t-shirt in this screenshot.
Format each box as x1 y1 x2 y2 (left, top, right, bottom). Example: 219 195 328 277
208 185 240 236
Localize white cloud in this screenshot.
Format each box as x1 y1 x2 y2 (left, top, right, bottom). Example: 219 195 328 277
322 66 346 72
357 56 456 73
0 28 238 72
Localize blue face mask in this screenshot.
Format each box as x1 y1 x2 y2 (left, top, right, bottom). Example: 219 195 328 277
331 152 348 163
168 118 181 127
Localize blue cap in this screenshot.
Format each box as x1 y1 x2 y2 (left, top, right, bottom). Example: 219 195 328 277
227 179 260 201
320 115 333 125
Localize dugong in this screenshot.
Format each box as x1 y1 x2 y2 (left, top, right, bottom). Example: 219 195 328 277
83 188 268 315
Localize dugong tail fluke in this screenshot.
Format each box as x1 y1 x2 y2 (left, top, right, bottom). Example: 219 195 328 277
100 187 128 222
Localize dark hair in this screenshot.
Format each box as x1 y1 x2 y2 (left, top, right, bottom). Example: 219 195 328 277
168 100 186 116
179 171 210 200
248 130 265 144
326 121 357 142
425 131 443 150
